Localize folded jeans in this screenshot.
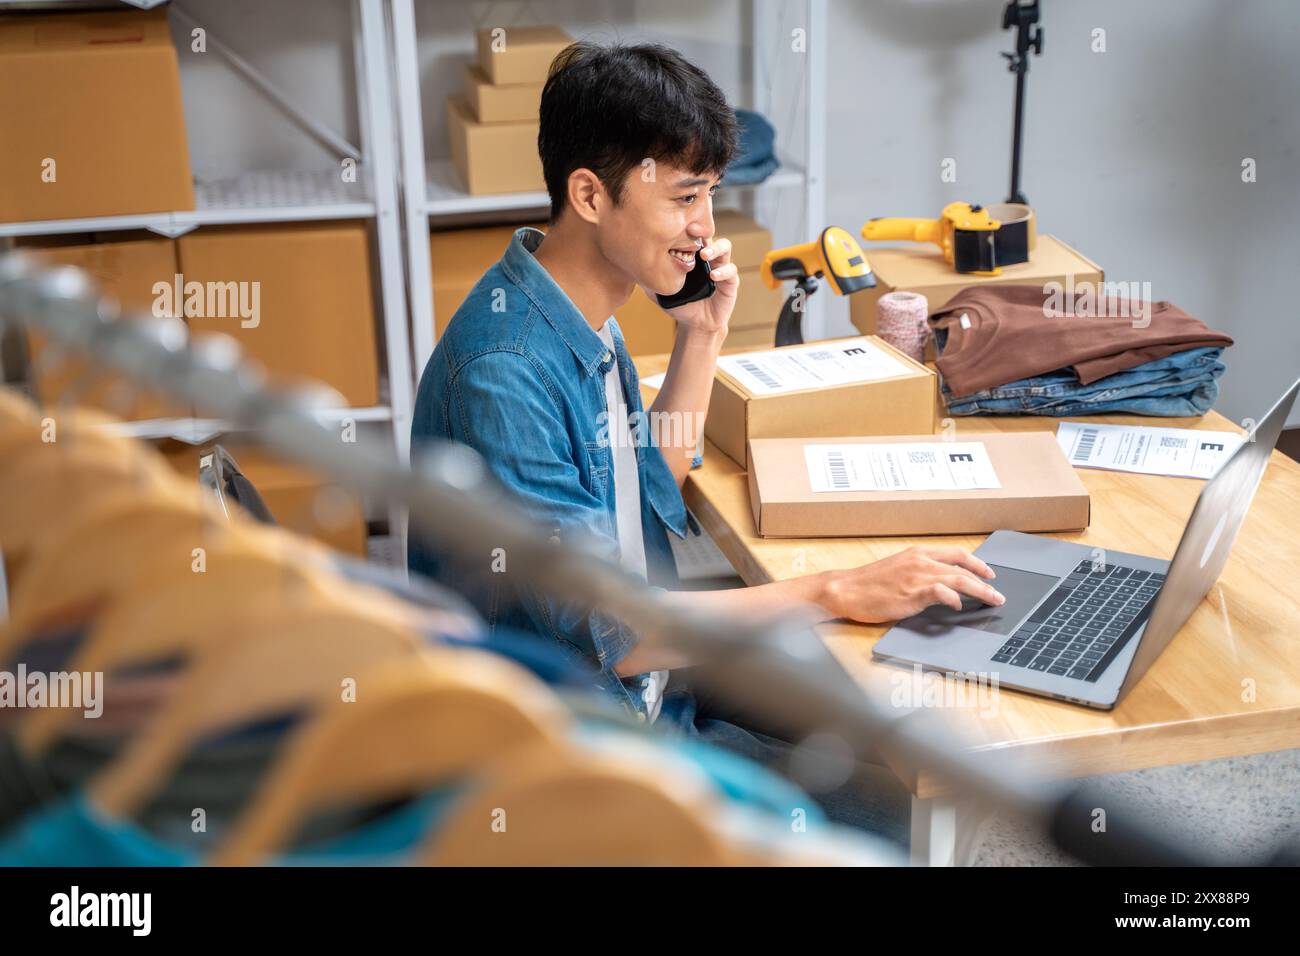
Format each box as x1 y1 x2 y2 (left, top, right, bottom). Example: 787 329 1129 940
939 346 1226 418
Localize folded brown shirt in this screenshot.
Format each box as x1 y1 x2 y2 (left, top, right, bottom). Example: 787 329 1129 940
929 285 1233 398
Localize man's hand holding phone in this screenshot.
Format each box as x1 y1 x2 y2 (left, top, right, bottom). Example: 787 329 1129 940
658 236 739 338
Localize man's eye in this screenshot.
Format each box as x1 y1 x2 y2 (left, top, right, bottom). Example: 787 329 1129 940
678 194 696 204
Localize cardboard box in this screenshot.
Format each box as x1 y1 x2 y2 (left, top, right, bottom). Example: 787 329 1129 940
706 335 937 471
723 323 781 350
712 208 773 270
447 96 544 195
464 64 543 123
613 287 677 355
747 431 1090 538
430 221 546 337
729 268 786 333
475 25 571 85
18 235 189 420
161 441 367 555
0 9 194 223
850 235 1103 355
177 222 380 407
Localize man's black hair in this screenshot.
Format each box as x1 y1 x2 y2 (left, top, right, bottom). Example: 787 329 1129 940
538 41 739 223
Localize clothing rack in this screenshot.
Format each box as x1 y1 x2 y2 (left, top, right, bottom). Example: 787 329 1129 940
0 250 1224 866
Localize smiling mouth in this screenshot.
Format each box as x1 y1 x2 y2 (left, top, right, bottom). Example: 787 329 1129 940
668 248 696 265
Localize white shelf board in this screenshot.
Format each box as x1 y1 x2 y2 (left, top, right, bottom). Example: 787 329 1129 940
0 168 376 238
98 405 393 443
424 158 806 219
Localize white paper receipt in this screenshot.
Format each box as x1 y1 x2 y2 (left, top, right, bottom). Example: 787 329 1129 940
804 442 1002 493
717 337 909 396
1056 421 1243 479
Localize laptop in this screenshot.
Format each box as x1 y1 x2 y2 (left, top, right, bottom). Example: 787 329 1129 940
872 377 1299 710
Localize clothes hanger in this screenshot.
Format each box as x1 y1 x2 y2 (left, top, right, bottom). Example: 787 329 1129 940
209 649 574 865
0 486 237 662
87 588 432 820
0 385 37 427
0 409 126 503
13 524 335 753
0 414 119 464
420 737 745 866
0 438 181 569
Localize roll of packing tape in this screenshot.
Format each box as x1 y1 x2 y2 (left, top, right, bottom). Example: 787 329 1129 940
876 291 929 363
986 202 1037 258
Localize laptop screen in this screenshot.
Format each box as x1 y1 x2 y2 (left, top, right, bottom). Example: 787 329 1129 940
1118 377 1300 700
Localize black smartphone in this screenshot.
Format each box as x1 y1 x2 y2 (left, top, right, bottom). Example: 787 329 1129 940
656 255 715 310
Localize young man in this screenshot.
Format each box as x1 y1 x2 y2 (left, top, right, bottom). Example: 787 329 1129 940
410 42 1003 835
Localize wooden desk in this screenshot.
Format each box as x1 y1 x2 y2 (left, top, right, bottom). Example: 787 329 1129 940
637 354 1300 864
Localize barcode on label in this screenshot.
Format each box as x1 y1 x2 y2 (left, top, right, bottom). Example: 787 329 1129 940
738 359 780 390
907 450 936 464
826 452 850 489
1073 428 1099 461
1159 435 1188 449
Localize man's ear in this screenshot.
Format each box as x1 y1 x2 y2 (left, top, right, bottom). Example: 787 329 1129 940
565 168 605 226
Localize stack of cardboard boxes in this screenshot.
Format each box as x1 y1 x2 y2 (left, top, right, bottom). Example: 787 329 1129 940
671 333 1091 539
447 26 572 195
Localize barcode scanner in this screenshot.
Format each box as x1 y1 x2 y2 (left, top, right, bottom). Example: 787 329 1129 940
656 243 716 310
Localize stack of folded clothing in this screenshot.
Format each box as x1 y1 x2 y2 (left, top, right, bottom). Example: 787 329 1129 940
929 286 1233 417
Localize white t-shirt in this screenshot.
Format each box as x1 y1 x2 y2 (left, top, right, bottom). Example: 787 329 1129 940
597 322 668 721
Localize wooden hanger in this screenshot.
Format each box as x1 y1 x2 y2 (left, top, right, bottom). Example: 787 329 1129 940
0 386 37 428
420 738 743 866
88 588 431 819
0 436 181 570
14 525 336 753
0 487 238 662
0 407 124 471
210 649 573 865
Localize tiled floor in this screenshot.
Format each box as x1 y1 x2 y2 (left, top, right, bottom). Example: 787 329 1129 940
968 747 1300 866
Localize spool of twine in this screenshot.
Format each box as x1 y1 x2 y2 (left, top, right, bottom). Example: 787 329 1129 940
876 291 929 362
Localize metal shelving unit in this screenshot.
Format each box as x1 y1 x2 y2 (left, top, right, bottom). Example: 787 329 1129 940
391 0 830 381
0 0 415 463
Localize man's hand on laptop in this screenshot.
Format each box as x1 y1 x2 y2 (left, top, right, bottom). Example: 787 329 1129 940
818 546 1005 624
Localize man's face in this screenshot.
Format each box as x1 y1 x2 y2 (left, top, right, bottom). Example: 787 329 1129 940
594 161 721 297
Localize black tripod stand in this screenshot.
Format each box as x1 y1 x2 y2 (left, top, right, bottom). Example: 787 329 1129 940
1002 0 1043 205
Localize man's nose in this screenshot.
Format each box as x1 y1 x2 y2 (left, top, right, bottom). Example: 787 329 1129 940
687 207 715 243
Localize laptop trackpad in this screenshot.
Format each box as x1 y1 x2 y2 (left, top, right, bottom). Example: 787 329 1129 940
895 564 1060 637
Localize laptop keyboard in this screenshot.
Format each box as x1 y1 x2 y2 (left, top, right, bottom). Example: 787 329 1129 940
991 560 1164 683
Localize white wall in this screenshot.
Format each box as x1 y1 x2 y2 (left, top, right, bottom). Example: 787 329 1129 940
169 0 360 177
823 0 1300 426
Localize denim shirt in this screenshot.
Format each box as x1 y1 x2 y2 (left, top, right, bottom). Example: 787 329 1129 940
409 227 693 717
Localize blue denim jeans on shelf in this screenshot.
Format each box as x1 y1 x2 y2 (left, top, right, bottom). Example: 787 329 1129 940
934 339 1227 417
